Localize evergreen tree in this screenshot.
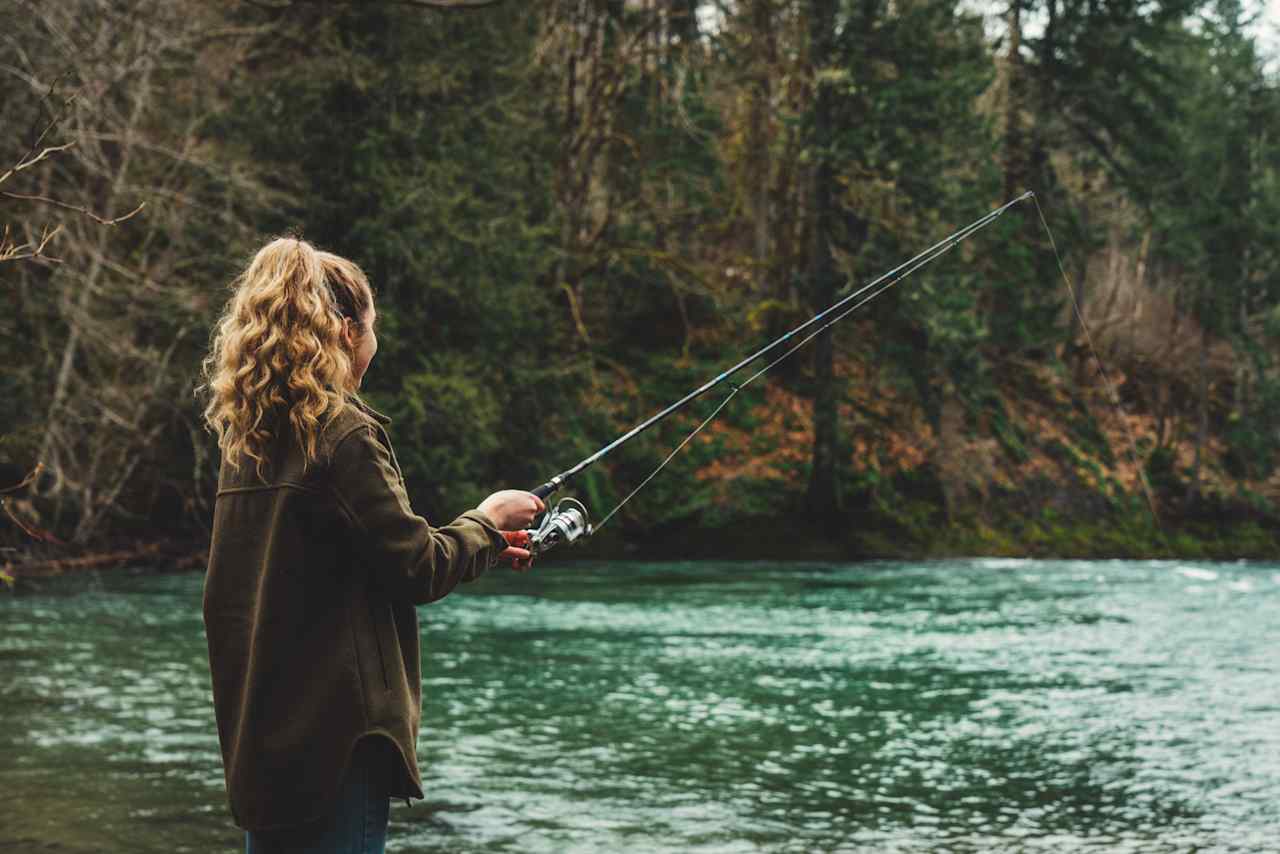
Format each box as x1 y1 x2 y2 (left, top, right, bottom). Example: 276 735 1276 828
1143 0 1280 487
214 3 567 518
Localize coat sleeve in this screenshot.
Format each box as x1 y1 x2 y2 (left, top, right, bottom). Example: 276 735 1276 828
330 424 506 604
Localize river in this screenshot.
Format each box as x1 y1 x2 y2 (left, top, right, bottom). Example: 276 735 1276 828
3 559 1279 852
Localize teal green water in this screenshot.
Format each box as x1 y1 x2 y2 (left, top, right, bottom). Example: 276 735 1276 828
3 559 1280 852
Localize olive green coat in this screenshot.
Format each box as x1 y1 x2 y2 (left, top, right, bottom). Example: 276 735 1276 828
202 400 505 831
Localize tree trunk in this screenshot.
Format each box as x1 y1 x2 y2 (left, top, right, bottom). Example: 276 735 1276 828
805 0 840 520
1189 322 1208 501
746 0 774 292
1002 0 1025 201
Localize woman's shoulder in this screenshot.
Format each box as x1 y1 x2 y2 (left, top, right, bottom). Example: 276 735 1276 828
322 397 390 450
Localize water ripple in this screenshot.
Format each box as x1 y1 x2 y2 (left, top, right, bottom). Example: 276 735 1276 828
3 561 1280 851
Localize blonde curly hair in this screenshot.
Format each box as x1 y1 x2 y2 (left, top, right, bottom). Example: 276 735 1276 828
200 237 373 478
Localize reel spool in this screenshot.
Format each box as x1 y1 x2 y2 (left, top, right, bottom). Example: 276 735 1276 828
527 497 592 555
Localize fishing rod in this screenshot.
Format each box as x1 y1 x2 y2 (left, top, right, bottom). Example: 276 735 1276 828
519 191 1035 556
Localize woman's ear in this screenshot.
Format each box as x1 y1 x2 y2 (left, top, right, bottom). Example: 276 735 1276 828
340 316 355 350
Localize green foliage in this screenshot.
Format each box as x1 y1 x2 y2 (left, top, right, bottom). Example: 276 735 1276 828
1223 380 1280 479
379 356 503 514
209 6 579 516
992 413 1032 465
1144 445 1184 497
1066 402 1113 466
807 0 1008 430
4 0 1279 559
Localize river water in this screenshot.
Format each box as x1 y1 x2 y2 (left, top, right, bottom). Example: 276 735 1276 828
3 559 1280 853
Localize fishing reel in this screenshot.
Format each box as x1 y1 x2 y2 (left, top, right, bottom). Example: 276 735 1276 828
526 497 593 555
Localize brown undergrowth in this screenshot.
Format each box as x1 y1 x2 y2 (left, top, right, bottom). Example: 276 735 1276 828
678 340 1273 557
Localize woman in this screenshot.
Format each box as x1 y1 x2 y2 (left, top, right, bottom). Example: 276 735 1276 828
200 237 542 853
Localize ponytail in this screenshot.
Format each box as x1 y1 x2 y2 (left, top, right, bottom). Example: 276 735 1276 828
200 237 373 477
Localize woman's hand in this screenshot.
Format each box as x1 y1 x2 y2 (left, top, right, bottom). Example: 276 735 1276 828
500 530 534 572
477 489 545 531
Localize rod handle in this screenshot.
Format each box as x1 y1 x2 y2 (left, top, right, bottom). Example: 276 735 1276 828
531 481 559 501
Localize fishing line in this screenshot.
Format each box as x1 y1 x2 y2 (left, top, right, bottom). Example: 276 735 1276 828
595 389 740 531
590 196 1028 533
1031 195 1160 523
594 194 1159 534
530 191 1162 552
529 192 1035 506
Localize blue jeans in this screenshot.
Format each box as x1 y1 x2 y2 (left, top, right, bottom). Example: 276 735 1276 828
246 737 392 854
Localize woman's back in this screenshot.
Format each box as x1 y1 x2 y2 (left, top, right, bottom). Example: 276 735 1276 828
199 238 541 848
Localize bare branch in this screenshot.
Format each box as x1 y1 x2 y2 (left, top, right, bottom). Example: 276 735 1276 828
2 497 64 544
241 0 504 10
0 465 62 545
2 192 145 226
0 222 64 263
0 464 44 495
4 70 78 191
2 68 141 265
398 0 505 7
0 140 76 187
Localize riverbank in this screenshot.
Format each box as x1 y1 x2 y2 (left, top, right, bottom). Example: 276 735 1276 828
1 539 206 588
5 500 1274 588
612 513 1278 563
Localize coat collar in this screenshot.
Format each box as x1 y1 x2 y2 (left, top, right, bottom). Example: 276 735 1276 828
352 395 392 425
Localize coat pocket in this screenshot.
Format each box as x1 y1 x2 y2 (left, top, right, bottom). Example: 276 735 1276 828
369 601 392 692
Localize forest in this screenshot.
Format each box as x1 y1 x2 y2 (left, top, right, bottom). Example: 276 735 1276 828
3 0 1280 572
